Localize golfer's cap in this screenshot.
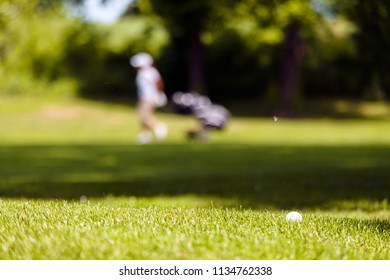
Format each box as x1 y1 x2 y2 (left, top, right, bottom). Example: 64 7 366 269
130 52 153 68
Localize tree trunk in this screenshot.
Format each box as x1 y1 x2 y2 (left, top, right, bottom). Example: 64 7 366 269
187 33 205 94
278 20 306 117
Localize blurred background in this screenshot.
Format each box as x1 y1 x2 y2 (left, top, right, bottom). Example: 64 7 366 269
0 0 389 117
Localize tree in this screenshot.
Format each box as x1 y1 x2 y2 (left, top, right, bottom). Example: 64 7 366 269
139 0 317 100
136 0 215 94
345 0 390 99
0 0 74 95
69 0 351 113
276 1 314 116
205 0 316 114
0 0 171 97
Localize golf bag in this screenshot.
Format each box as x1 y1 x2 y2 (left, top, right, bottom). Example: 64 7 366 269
171 92 230 139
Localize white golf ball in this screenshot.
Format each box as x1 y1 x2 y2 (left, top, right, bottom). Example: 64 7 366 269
80 195 88 203
286 211 302 222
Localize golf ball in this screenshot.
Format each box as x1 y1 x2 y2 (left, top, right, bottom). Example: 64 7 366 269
80 195 88 203
286 211 302 222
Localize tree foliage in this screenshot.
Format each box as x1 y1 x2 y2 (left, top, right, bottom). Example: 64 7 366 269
136 0 389 103
1 0 388 104
0 0 168 97
0 0 92 96
136 0 321 102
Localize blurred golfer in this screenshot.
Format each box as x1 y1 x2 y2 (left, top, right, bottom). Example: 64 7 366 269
130 52 168 144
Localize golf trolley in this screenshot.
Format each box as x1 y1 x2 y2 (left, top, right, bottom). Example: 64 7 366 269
171 92 230 140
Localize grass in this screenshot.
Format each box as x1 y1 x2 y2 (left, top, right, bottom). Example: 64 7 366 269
2 199 390 259
0 96 389 259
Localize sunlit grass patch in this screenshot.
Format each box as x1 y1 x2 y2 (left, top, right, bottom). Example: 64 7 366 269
1 198 389 260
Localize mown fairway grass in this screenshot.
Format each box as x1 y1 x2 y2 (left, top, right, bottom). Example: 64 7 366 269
0 96 389 259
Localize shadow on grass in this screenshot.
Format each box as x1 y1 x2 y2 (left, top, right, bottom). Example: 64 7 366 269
0 144 389 210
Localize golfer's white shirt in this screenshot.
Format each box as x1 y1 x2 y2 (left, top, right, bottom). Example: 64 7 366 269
136 66 161 102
